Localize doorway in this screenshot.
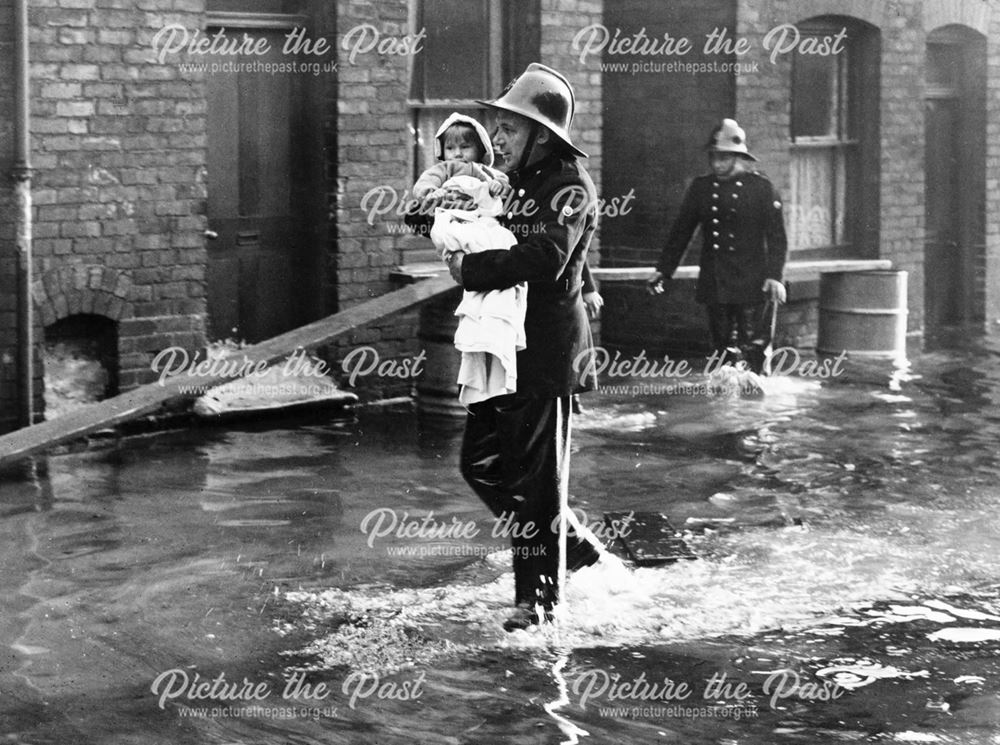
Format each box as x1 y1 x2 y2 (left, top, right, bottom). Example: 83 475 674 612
204 14 323 343
924 27 986 330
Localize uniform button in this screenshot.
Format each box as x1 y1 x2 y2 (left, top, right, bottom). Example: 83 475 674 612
712 231 719 237
712 181 719 187
713 243 720 250
735 180 743 187
517 189 525 197
507 212 513 219
732 193 739 199
712 206 718 212
729 246 735 251
712 193 719 199
712 218 719 224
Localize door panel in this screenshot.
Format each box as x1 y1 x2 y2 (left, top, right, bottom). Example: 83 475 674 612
924 33 987 331
206 26 305 343
924 97 961 327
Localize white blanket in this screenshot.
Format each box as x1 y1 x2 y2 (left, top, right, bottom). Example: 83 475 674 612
430 176 526 405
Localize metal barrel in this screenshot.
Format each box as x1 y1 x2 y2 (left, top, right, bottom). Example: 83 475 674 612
817 270 908 359
415 290 467 417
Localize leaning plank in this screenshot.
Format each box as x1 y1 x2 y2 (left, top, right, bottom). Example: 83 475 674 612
0 274 458 469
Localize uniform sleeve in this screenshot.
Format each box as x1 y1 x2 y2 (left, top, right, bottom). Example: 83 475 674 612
655 180 701 278
764 182 788 281
461 173 595 291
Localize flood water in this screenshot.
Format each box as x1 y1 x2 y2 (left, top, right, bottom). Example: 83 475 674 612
2 335 1000 745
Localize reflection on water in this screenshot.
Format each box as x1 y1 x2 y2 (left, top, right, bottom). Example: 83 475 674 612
1 338 999 744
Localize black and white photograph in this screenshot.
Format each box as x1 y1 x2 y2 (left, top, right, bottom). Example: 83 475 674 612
1 0 999 742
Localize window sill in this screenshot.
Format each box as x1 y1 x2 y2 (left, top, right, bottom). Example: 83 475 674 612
390 259 893 287
586 259 892 283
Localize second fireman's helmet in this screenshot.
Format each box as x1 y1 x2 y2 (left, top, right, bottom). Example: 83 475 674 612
705 118 757 161
477 63 587 158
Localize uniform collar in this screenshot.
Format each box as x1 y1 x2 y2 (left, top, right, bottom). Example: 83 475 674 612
508 151 567 184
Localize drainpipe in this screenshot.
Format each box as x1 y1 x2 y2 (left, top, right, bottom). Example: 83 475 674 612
13 0 33 427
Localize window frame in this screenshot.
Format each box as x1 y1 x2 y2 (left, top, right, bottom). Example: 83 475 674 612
406 0 504 183
787 18 878 259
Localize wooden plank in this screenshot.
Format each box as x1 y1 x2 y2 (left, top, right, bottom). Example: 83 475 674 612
604 511 697 566
0 274 457 469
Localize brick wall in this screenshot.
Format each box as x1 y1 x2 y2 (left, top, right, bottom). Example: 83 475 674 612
328 0 424 398
540 0 603 265
733 0 793 205
0 0 212 427
31 0 210 394
334 0 412 310
735 0 927 330
874 2 925 332
984 5 1000 327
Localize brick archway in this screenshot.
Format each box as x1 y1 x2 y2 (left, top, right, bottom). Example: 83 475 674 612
925 0 990 36
786 0 886 28
32 265 133 326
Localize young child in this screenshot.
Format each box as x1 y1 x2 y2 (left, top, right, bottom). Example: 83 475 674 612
413 113 525 406
412 112 509 205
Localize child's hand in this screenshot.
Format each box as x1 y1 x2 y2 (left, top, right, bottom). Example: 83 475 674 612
488 180 510 199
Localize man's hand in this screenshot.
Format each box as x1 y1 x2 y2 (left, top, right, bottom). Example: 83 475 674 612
582 291 604 320
447 252 464 285
763 278 787 304
647 271 666 295
442 191 474 210
422 186 474 212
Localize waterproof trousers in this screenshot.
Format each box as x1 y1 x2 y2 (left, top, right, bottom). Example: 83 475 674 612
460 394 602 607
706 302 771 374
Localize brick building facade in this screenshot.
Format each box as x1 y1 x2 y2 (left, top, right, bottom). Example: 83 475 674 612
599 0 998 354
1 0 212 431
0 0 997 432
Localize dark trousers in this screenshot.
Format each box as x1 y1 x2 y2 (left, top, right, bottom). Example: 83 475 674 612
706 302 772 374
460 394 602 607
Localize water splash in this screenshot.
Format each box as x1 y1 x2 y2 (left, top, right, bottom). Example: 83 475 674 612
542 653 590 745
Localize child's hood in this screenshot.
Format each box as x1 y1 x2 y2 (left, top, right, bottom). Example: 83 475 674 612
434 112 494 168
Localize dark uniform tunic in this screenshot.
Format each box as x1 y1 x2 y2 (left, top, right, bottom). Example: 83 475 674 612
458 151 603 608
656 170 788 370
461 152 598 396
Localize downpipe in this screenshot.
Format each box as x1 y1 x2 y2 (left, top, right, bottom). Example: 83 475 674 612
13 0 33 427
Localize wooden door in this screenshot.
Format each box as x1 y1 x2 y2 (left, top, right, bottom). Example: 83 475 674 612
205 24 309 343
924 33 987 330
924 95 961 327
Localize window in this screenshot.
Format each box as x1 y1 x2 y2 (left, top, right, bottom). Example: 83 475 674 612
788 19 878 256
407 0 538 182
409 0 501 182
